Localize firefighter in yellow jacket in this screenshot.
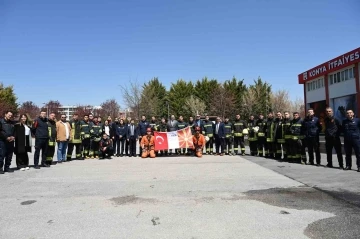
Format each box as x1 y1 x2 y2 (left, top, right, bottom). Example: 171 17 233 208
46 113 57 165
141 128 156 158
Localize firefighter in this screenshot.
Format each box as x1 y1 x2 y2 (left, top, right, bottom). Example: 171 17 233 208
289 112 304 163
233 114 247 155
138 115 150 156
302 108 322 165
177 115 188 155
187 116 196 155
149 116 158 131
273 112 284 160
141 128 156 158
90 116 103 159
223 116 234 155
256 113 266 157
203 115 215 155
342 109 360 172
46 113 57 165
99 133 114 159
282 111 292 161
248 115 258 156
80 115 91 159
125 117 132 156
193 126 205 157
67 113 82 161
265 112 275 158
157 117 168 156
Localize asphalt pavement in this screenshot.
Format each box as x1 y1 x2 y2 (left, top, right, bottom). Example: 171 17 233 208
0 146 359 239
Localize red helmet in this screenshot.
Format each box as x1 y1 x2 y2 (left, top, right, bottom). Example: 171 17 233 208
195 126 201 132
146 128 152 132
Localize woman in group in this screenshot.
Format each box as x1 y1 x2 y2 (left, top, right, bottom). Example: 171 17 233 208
14 114 32 171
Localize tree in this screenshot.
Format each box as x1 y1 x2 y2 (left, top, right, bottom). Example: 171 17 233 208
209 85 236 118
74 105 93 118
183 95 206 116
0 83 18 116
270 89 292 114
223 77 247 116
43 100 61 116
167 79 194 119
194 77 219 112
18 101 40 120
99 99 120 119
243 77 271 117
139 78 167 118
119 80 142 120
290 97 306 118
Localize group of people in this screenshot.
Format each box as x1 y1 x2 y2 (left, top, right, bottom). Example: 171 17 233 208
1 106 360 174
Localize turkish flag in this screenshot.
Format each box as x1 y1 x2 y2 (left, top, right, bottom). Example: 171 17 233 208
154 132 168 150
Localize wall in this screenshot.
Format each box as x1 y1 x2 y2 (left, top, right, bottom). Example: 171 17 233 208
306 87 326 103
328 78 356 99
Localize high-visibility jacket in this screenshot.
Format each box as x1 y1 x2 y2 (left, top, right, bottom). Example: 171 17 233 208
290 118 303 140
248 119 257 141
266 118 275 142
90 122 103 142
274 118 284 143
80 120 91 139
158 122 168 132
233 119 247 137
47 120 57 146
140 135 155 150
69 119 82 144
256 119 266 137
282 118 292 140
177 121 188 130
193 134 205 150
149 121 158 131
203 120 215 137
223 121 233 138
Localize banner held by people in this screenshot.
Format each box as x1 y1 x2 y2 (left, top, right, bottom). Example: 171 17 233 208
154 127 193 150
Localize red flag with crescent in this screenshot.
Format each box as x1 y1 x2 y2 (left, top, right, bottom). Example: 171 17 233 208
154 131 169 150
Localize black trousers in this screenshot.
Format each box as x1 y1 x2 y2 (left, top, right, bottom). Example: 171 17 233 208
325 136 343 167
214 135 225 154
129 137 137 156
125 139 130 156
34 138 48 166
257 137 266 156
205 136 214 153
16 152 29 169
46 146 55 162
82 138 90 157
100 147 114 158
275 143 283 159
224 137 233 154
344 138 360 168
0 141 14 169
116 139 126 156
91 140 100 156
249 140 258 155
288 138 303 162
266 141 276 158
284 139 292 159
234 136 245 154
304 137 321 164
67 143 82 159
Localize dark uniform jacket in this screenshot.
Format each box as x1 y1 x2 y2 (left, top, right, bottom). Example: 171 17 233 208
324 116 342 138
177 120 188 130
115 123 127 140
256 118 266 137
138 120 150 136
47 119 57 146
203 120 215 137
0 118 15 142
342 118 360 141
69 119 82 144
233 119 247 137
32 117 49 139
302 116 322 138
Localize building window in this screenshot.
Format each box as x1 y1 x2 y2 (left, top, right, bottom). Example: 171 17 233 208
307 78 324 92
329 67 356 85
329 74 333 85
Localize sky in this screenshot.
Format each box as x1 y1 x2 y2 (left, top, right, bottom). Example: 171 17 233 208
0 0 359 108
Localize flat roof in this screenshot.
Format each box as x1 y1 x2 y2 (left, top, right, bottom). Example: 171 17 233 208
298 47 360 84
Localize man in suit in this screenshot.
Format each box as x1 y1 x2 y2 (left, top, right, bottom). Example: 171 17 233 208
214 117 226 156
127 119 138 157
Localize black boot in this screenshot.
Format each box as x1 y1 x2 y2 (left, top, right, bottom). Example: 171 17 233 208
344 166 351 170
0 168 4 174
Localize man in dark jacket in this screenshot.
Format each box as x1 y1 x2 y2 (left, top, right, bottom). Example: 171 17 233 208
342 109 360 172
99 133 113 159
324 107 344 168
0 111 15 174
302 108 322 165
214 117 226 156
256 114 266 157
32 111 50 169
127 119 139 157
115 119 127 156
138 115 150 156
